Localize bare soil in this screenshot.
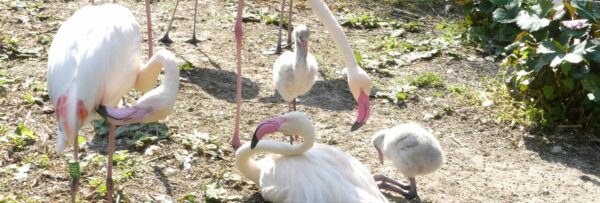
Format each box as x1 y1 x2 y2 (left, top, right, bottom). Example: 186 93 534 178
1 0 599 202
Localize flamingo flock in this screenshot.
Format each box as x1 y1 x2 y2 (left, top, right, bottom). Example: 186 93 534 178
46 1 444 202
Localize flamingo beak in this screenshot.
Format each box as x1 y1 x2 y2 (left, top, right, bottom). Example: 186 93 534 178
250 117 287 149
351 91 370 132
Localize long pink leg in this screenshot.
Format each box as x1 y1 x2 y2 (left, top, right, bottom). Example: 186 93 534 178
144 0 154 57
275 0 286 54
286 0 293 45
230 0 244 150
106 123 116 202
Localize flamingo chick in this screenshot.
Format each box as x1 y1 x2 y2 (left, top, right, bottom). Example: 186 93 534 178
273 24 318 113
371 123 444 200
235 112 388 202
47 4 179 202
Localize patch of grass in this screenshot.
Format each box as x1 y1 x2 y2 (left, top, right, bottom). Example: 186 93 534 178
88 177 107 196
262 14 289 28
408 72 444 88
432 91 445 98
341 14 380 29
376 36 414 53
482 77 532 127
36 154 49 168
179 193 199 203
179 61 193 71
435 19 468 42
448 84 479 105
401 21 422 32
112 150 128 164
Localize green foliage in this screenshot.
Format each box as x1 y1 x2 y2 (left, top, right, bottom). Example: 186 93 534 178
377 36 415 53
179 61 193 71
341 14 381 29
1 124 37 151
409 72 445 88
88 177 107 196
484 0 600 129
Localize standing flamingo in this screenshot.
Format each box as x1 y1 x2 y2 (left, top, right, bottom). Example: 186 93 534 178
47 4 179 202
371 123 444 199
273 24 317 143
265 0 294 55
235 111 388 202
231 0 372 149
89 0 154 57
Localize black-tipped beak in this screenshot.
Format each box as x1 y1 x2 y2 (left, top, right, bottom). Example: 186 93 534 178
250 132 259 149
351 121 365 132
96 105 109 119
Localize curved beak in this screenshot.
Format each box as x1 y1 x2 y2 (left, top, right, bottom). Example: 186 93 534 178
351 91 370 132
250 117 287 149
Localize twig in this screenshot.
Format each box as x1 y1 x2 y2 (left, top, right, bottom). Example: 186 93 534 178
145 153 173 164
557 125 582 128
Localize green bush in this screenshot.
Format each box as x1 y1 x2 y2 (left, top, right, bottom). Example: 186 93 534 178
467 0 600 129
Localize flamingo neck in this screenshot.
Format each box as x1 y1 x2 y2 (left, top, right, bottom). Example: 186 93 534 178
294 41 308 70
235 127 316 184
139 50 179 96
307 0 359 71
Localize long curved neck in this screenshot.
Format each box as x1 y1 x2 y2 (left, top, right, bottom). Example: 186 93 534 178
136 50 179 94
307 0 359 70
294 41 308 71
235 128 316 184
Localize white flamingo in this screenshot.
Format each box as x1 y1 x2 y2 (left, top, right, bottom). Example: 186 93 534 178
47 4 179 202
235 111 388 202
89 0 154 57
273 25 318 114
231 0 373 149
371 123 444 199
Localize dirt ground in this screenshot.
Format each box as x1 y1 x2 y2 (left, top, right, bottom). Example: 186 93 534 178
1 0 599 202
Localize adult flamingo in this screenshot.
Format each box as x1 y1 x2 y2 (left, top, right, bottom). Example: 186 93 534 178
89 0 154 57
235 111 388 202
371 123 444 199
231 0 372 149
265 0 294 55
47 4 179 202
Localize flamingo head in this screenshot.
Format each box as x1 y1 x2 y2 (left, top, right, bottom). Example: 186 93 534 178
349 68 372 132
251 112 312 149
372 129 386 164
293 25 310 55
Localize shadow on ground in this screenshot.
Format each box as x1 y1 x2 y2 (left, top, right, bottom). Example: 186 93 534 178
523 129 600 179
258 78 355 111
181 67 260 103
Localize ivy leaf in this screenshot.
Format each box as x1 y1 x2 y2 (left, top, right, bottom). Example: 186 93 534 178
571 0 598 23
561 78 575 91
492 0 521 23
530 0 553 17
564 40 587 64
516 10 550 32
542 85 555 99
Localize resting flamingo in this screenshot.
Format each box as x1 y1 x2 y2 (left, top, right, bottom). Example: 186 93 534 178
235 111 388 202
273 24 318 143
47 4 179 202
371 123 444 199
231 0 373 149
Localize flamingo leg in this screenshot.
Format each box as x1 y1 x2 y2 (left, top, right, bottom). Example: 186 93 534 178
373 174 410 190
106 123 116 203
70 134 79 203
186 0 200 44
144 0 154 57
286 0 293 45
263 0 286 55
230 0 244 150
159 0 180 44
375 175 418 200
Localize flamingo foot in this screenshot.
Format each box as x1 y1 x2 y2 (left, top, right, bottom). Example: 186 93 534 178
186 35 200 45
159 32 173 44
230 135 242 150
377 181 417 200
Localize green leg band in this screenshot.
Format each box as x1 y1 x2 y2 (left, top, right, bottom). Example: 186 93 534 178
68 161 81 179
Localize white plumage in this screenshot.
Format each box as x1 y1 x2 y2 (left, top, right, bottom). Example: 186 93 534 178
273 25 318 110
372 123 444 199
47 4 178 201
236 112 388 203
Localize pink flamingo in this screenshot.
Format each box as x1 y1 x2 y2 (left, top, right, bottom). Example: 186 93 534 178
231 0 372 149
47 4 178 202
